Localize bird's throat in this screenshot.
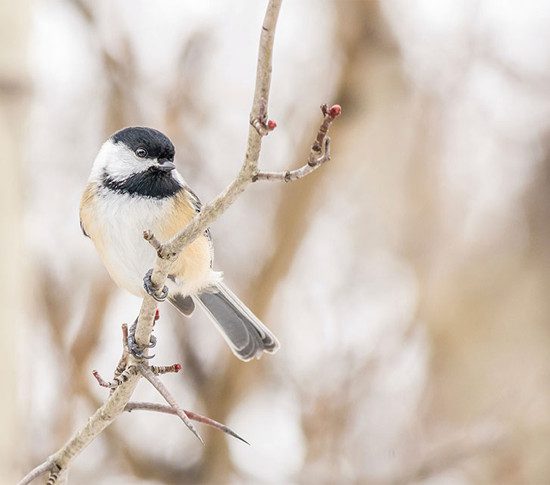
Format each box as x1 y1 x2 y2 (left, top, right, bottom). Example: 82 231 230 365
101 169 183 199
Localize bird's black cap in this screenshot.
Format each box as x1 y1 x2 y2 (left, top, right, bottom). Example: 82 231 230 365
112 127 175 160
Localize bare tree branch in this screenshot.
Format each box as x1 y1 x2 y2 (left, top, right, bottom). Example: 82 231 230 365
17 459 56 485
254 104 341 182
139 364 203 444
19 0 341 482
125 402 249 445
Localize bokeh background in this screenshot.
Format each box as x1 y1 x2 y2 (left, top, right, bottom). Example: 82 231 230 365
4 0 550 483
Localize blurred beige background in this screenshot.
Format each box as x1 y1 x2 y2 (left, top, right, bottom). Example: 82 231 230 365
3 0 550 483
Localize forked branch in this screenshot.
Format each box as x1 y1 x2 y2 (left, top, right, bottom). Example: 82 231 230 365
19 0 341 483
139 364 203 443
254 104 342 182
124 402 249 444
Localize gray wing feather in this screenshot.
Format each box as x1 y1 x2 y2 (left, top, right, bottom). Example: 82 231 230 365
195 282 280 361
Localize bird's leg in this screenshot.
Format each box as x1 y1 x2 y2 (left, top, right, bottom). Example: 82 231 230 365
127 309 159 360
143 268 169 302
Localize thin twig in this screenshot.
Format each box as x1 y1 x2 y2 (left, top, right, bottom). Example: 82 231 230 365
125 402 250 444
113 323 129 378
92 370 114 388
143 230 162 253
139 364 204 444
92 366 138 389
150 363 182 375
17 459 55 485
254 104 341 182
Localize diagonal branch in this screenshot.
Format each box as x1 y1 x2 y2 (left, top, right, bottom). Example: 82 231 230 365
17 460 56 485
19 1 341 483
125 402 249 444
138 364 204 444
132 0 283 360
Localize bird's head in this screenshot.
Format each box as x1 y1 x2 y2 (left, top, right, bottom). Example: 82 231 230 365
91 127 183 198
92 126 176 181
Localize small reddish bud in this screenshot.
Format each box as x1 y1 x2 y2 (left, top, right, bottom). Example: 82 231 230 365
154 308 160 321
174 363 182 372
267 119 277 130
329 104 342 118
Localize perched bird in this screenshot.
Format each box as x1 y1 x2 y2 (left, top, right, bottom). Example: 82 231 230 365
80 127 279 361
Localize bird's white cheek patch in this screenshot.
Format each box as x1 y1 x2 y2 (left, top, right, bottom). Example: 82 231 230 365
90 140 157 182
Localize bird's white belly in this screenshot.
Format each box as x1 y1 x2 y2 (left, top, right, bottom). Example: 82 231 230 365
92 192 218 297
95 194 170 296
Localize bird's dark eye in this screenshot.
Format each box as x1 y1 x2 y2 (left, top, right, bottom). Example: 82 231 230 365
135 148 148 158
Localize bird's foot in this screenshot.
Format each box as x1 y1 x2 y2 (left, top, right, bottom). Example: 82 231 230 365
143 269 169 302
127 318 157 360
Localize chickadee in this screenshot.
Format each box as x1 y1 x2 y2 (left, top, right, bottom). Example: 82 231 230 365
80 127 279 361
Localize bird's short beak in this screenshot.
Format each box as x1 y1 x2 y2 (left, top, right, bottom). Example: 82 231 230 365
156 160 176 172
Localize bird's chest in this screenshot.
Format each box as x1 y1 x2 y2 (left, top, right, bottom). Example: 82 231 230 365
93 194 171 295
85 190 214 297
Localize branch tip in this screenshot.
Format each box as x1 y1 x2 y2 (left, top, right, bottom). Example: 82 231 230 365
329 104 342 118
253 100 339 183
93 366 138 389
92 369 113 388
143 230 163 252
124 402 250 444
150 363 182 375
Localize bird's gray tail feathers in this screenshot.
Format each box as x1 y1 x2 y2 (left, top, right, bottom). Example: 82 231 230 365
168 293 195 316
192 282 280 361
